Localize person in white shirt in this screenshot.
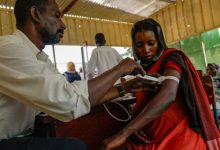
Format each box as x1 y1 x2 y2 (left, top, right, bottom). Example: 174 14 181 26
87 33 123 79
0 0 146 150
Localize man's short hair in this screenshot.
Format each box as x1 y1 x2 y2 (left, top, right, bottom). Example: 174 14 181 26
95 33 106 46
14 0 49 28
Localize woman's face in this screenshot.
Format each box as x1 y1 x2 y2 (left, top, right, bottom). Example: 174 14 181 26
134 30 159 63
206 65 217 76
67 62 75 71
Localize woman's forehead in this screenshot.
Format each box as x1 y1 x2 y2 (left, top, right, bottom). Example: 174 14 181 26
135 31 156 40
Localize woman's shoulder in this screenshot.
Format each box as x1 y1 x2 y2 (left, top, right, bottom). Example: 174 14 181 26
163 49 184 62
157 49 185 74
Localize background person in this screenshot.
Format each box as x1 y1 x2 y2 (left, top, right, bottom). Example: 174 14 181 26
87 33 123 79
206 63 220 102
63 61 81 83
206 63 220 115
206 63 220 77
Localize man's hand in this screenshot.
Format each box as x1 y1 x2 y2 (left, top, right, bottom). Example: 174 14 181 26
88 58 146 106
116 58 146 76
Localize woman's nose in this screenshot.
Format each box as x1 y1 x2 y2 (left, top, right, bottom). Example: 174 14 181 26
144 44 151 53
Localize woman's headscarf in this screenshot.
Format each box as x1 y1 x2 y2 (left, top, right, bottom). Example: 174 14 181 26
207 63 220 76
67 61 76 72
131 18 167 65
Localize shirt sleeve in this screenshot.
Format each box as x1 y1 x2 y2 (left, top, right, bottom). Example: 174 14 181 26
165 60 183 74
0 42 90 122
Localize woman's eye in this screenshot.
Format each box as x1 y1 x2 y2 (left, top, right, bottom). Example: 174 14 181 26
136 43 143 48
148 42 155 46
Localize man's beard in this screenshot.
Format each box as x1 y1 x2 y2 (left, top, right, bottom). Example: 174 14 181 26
40 28 64 45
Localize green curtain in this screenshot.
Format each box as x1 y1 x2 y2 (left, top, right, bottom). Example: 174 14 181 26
180 36 206 71
201 28 220 66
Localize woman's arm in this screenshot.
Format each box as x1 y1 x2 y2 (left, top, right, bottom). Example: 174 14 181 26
121 68 180 136
103 68 181 149
94 75 159 105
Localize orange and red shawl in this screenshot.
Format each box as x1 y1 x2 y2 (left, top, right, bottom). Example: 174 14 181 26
134 49 220 149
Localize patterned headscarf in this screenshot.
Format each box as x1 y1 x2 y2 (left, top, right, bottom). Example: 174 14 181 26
207 63 220 76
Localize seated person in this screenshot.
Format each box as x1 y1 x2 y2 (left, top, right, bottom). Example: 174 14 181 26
206 63 220 103
103 19 220 150
63 61 81 83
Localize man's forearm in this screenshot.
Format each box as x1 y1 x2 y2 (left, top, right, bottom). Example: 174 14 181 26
88 66 122 106
97 86 120 105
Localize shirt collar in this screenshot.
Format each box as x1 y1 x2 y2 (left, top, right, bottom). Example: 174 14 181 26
14 29 49 62
36 51 49 62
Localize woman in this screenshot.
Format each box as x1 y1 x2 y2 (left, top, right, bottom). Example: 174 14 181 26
206 63 220 77
103 19 220 150
63 61 81 83
206 63 220 104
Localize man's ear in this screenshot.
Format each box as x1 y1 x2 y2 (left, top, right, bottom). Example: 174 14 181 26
30 6 41 24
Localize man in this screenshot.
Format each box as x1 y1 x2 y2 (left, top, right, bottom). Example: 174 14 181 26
0 0 145 150
87 33 123 79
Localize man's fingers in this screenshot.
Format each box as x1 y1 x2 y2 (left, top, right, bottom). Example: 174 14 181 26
136 64 146 76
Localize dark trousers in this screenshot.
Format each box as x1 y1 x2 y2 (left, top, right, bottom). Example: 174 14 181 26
0 137 86 150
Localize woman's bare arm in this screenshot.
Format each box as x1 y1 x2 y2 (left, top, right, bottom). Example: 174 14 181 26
103 68 181 149
121 68 181 137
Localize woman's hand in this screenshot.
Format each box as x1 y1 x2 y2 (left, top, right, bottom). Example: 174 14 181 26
101 132 127 150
